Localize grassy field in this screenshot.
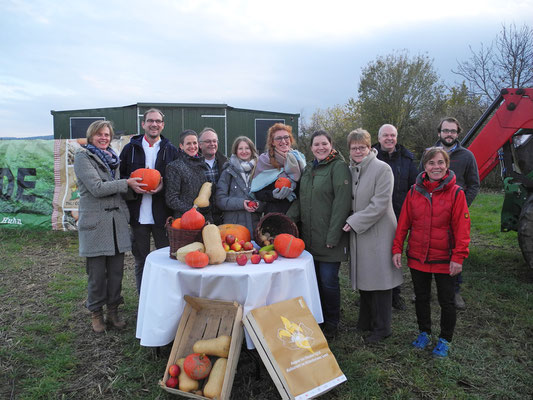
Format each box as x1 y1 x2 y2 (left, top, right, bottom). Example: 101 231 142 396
1 191 532 399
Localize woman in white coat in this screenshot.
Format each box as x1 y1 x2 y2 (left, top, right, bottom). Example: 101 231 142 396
342 129 403 344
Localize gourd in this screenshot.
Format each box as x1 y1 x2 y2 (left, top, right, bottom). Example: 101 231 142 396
183 353 212 380
181 206 205 230
203 357 227 399
175 242 205 262
275 177 291 189
192 335 231 358
171 218 182 229
130 168 161 191
202 224 227 264
218 224 251 243
194 182 212 208
185 251 209 268
177 358 199 392
274 233 305 258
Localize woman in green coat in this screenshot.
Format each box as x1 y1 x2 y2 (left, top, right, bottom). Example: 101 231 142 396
287 130 352 338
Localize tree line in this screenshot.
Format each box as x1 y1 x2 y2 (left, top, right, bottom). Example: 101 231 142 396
298 23 533 188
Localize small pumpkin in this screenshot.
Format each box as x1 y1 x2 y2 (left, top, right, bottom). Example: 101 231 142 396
171 218 182 229
218 224 251 243
183 353 212 380
181 207 205 230
275 177 291 189
274 233 305 258
130 168 161 191
185 251 209 268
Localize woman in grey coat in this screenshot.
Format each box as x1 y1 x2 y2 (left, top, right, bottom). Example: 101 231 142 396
342 129 403 344
74 121 144 333
216 136 260 235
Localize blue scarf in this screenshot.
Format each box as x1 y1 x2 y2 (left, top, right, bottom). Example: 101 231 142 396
85 144 119 179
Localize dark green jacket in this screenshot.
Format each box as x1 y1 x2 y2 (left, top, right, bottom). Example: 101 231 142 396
287 152 352 262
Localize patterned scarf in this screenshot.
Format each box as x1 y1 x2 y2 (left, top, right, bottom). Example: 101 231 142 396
229 154 256 186
85 144 119 179
313 149 339 167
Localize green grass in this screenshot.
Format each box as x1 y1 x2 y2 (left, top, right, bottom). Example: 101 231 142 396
0 191 531 399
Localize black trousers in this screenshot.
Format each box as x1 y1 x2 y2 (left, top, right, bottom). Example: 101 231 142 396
410 268 456 342
358 289 392 338
131 224 168 294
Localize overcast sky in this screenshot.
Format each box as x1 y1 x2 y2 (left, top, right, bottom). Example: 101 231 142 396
1 0 532 138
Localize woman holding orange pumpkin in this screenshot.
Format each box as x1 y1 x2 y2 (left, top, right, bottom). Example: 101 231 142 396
216 136 261 235
250 123 305 215
287 130 352 338
74 120 145 333
165 130 212 222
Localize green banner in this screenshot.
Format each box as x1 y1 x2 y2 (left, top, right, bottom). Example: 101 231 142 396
0 140 55 230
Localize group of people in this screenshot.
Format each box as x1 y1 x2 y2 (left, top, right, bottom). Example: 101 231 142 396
74 109 480 358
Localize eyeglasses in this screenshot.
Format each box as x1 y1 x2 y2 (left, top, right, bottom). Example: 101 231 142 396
273 135 290 142
146 119 163 125
350 145 368 152
440 129 458 134
200 139 218 144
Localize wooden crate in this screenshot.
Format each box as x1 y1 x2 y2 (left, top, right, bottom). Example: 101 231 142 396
159 296 243 399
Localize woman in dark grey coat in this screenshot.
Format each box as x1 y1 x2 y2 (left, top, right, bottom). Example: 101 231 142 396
74 121 144 333
216 136 260 235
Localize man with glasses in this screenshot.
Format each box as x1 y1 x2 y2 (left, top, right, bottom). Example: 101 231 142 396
198 127 227 224
120 108 179 293
433 117 480 310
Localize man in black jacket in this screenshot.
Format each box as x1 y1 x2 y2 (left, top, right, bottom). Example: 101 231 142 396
119 108 179 293
374 124 418 310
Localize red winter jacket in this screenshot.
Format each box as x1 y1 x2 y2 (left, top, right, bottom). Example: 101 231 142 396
392 170 471 274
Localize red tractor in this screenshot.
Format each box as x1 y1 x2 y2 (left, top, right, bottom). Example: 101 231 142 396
462 88 533 267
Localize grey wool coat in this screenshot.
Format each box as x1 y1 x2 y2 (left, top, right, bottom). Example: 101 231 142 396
73 148 132 257
345 148 403 291
215 157 259 236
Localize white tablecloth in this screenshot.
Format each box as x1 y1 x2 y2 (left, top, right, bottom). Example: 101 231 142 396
136 247 323 349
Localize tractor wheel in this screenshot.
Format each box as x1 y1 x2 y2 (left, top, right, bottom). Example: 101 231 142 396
518 193 533 268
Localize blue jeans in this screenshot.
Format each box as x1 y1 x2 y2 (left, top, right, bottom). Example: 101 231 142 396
314 260 341 328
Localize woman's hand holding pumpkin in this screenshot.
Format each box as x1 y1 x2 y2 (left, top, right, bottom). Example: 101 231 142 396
273 186 292 199
127 176 147 194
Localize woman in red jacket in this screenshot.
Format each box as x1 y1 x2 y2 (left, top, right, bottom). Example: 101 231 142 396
392 147 470 358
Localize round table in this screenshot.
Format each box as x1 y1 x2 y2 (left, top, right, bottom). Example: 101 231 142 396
136 247 324 349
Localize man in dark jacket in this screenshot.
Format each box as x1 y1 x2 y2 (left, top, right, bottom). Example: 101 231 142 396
119 108 179 293
434 117 480 310
198 127 227 225
374 124 418 311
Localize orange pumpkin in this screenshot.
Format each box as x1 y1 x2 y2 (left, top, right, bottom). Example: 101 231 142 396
274 233 305 258
181 207 205 230
218 224 251 243
130 168 161 191
183 353 212 380
275 177 291 189
185 251 209 268
171 218 182 229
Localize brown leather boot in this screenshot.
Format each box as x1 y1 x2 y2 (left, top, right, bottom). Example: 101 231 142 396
107 304 126 329
91 309 106 333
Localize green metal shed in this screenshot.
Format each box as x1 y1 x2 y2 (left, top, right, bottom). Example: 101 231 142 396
50 103 299 155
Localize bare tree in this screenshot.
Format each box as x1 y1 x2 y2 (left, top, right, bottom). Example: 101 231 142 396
454 23 533 103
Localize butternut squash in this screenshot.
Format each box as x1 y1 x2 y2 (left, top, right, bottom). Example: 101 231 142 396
202 224 226 264
193 335 231 358
203 357 227 399
177 358 199 392
175 242 205 262
194 182 212 208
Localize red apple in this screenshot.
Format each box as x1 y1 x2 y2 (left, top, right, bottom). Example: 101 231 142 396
166 376 179 388
263 253 275 263
168 364 180 377
231 242 242 252
250 254 261 264
243 241 254 251
225 234 236 245
268 250 278 260
236 254 248 266
239 239 245 246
